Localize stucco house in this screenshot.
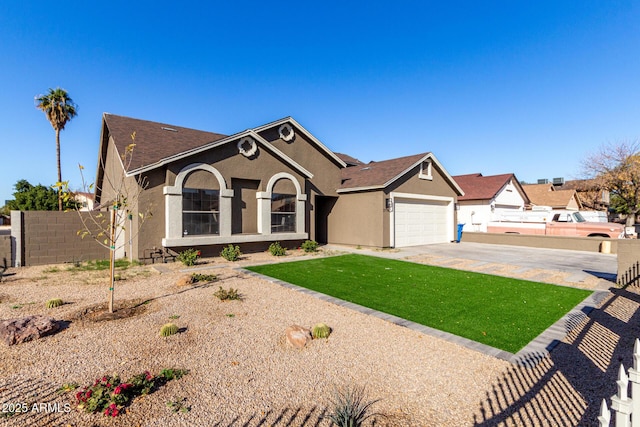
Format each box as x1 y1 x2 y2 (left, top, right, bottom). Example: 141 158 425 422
522 183 583 211
95 114 463 259
452 173 529 232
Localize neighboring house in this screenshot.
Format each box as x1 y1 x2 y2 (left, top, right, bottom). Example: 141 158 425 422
0 214 9 226
452 173 529 232
557 179 610 212
522 183 583 210
95 114 463 259
75 192 95 211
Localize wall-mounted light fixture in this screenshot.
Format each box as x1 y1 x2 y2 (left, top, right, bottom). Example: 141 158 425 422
385 198 393 212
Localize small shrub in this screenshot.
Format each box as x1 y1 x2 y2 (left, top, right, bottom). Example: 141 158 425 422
176 248 200 266
301 240 319 253
46 298 64 308
214 286 241 301
326 385 382 427
160 323 179 337
220 244 241 262
312 323 332 339
269 241 287 256
191 273 216 282
167 397 190 413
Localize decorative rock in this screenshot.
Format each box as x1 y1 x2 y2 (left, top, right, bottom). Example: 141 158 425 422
285 325 312 349
176 275 194 287
0 315 62 346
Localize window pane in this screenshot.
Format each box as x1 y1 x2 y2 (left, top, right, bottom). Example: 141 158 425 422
182 188 220 235
272 193 295 213
271 193 296 233
271 213 296 233
183 213 219 236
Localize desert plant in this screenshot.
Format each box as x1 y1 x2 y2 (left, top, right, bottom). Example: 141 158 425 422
301 240 319 253
269 241 287 256
159 323 179 337
167 397 190 413
46 298 64 308
177 248 200 266
220 244 242 261
214 286 241 301
326 385 382 427
312 323 332 339
191 273 216 282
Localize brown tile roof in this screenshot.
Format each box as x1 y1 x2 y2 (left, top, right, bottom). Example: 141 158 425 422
453 173 518 201
334 152 365 166
103 114 228 172
339 152 430 190
522 183 582 209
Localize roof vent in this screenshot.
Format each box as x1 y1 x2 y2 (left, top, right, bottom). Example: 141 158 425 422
360 167 371 171
161 127 178 132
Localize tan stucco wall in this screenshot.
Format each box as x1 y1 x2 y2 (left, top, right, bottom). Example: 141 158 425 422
327 191 385 247
258 126 343 196
462 231 618 253
617 239 640 286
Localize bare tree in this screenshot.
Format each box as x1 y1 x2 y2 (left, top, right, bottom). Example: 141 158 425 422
63 132 151 313
581 140 640 226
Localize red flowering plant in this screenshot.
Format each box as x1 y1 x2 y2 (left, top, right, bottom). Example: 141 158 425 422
72 369 188 417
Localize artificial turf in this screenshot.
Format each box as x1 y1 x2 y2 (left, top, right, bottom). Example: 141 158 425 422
246 253 592 353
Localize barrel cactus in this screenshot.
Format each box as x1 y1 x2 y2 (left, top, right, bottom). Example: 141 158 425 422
46 298 64 308
160 323 179 337
312 323 331 339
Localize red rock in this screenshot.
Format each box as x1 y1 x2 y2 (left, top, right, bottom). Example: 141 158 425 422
0 315 62 346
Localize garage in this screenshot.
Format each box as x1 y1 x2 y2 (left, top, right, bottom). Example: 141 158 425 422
393 195 453 247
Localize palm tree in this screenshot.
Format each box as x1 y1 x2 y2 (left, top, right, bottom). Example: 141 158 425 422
35 87 78 211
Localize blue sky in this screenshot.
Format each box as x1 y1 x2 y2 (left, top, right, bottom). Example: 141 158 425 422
1 1 639 204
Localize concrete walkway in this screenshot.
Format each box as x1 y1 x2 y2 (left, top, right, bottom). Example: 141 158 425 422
247 242 618 365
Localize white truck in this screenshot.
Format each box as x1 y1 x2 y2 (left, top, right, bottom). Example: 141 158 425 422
487 209 625 238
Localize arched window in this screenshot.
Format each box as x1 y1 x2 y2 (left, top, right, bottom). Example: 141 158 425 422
182 170 220 236
271 178 296 233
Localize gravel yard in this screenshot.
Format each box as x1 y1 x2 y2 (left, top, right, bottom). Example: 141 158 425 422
0 248 636 426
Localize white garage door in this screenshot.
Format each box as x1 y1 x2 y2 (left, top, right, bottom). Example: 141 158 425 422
394 198 450 247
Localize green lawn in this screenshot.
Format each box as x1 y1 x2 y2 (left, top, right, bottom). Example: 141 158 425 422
246 254 592 353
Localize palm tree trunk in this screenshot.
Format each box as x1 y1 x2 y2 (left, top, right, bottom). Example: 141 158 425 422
56 129 62 211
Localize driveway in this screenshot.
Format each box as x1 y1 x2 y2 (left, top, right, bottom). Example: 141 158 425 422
324 242 617 290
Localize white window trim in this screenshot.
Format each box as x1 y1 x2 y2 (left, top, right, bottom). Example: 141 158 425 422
419 160 433 180
257 172 307 236
163 163 234 247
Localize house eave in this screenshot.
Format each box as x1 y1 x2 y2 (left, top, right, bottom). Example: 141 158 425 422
337 185 386 193
124 130 314 179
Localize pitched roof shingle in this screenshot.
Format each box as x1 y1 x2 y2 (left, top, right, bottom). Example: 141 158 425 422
103 114 228 172
522 183 582 209
453 173 519 201
339 153 430 190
